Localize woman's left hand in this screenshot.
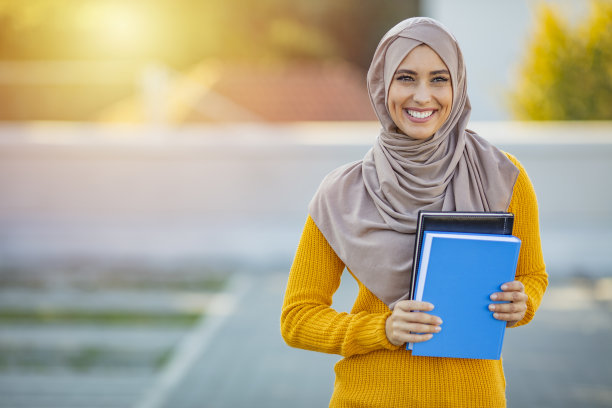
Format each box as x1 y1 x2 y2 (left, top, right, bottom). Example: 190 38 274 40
489 280 528 327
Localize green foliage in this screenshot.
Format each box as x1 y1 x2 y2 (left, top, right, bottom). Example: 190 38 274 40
510 1 612 120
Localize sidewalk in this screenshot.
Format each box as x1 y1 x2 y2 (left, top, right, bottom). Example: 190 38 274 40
138 272 347 408
144 272 612 408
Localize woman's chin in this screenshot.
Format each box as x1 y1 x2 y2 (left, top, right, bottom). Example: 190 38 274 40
398 125 435 141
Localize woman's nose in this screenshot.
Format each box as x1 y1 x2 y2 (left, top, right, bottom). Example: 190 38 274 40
413 83 432 105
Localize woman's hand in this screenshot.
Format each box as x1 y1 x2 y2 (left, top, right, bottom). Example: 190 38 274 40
489 280 528 327
385 300 443 347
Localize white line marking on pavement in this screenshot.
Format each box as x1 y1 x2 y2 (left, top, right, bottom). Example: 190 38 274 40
133 274 251 408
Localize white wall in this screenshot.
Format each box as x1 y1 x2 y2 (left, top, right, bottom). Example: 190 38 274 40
1 122 611 277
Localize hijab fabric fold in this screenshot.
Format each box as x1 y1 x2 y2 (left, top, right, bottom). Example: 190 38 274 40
309 17 519 309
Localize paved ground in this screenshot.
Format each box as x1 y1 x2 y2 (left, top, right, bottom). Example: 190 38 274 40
0 272 236 408
1 269 611 408
138 272 612 408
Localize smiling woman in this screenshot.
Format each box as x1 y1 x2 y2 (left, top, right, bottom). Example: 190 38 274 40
281 17 548 408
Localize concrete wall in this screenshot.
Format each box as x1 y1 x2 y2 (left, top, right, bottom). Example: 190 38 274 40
1 121 611 276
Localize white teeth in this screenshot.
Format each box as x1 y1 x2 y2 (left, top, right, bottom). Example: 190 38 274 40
407 109 434 119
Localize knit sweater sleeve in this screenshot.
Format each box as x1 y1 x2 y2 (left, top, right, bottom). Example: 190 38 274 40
505 153 549 327
281 216 400 357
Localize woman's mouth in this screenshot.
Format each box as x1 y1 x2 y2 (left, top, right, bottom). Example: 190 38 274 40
404 108 436 122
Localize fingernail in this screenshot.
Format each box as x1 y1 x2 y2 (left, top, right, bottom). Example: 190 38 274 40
489 304 496 311
501 284 508 290
434 326 441 332
493 313 500 319
490 294 498 300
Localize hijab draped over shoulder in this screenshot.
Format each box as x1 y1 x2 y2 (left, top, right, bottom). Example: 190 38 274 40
308 17 519 309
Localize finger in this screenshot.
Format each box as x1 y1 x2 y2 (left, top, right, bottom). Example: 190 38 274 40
490 291 528 303
395 300 435 312
409 322 443 334
406 333 436 343
500 280 524 292
393 328 441 344
393 321 442 335
489 301 527 314
493 311 525 323
387 319 441 346
394 311 443 325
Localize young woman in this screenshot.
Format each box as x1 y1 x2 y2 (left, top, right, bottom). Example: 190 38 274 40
281 17 547 407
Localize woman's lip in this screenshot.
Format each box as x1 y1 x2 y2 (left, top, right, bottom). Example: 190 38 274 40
403 108 437 123
406 107 435 112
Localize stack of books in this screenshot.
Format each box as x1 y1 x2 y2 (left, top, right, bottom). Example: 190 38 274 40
406 211 521 360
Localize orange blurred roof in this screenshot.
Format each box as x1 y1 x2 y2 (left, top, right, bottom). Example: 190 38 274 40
98 61 377 123
195 62 376 122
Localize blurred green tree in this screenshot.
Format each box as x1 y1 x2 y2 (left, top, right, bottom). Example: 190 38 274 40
509 1 612 120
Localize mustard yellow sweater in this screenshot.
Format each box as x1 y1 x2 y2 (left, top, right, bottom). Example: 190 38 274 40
281 154 548 408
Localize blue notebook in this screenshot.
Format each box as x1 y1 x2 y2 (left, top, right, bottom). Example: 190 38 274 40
407 231 521 360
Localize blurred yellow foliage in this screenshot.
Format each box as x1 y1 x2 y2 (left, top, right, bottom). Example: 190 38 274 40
267 19 338 60
0 0 59 30
510 0 612 120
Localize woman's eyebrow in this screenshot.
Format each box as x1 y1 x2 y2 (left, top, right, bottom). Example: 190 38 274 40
395 69 450 75
395 69 418 75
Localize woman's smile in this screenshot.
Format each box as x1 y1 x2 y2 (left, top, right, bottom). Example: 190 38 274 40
404 108 437 121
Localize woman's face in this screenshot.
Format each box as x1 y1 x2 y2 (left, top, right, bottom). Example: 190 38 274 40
387 44 453 140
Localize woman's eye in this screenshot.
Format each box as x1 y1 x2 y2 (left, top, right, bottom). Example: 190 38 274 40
396 75 414 82
432 76 449 83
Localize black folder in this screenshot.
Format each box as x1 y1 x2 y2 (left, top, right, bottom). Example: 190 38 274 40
409 211 515 300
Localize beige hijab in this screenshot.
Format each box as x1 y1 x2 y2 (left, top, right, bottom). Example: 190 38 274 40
308 17 519 309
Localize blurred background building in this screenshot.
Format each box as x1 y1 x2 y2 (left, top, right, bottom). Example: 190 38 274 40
0 1 611 407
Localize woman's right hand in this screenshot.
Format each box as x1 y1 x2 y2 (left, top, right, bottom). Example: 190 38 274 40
385 300 443 346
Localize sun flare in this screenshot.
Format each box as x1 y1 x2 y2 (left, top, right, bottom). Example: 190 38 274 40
77 2 149 50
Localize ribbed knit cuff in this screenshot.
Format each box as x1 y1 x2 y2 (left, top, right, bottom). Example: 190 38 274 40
343 311 402 355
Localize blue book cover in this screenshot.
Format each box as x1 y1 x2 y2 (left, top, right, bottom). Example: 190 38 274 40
408 231 521 359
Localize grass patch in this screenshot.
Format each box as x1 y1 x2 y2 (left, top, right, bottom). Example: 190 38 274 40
154 348 174 370
68 347 104 371
0 274 229 292
0 264 232 292
0 346 175 372
0 310 202 326
94 275 229 292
